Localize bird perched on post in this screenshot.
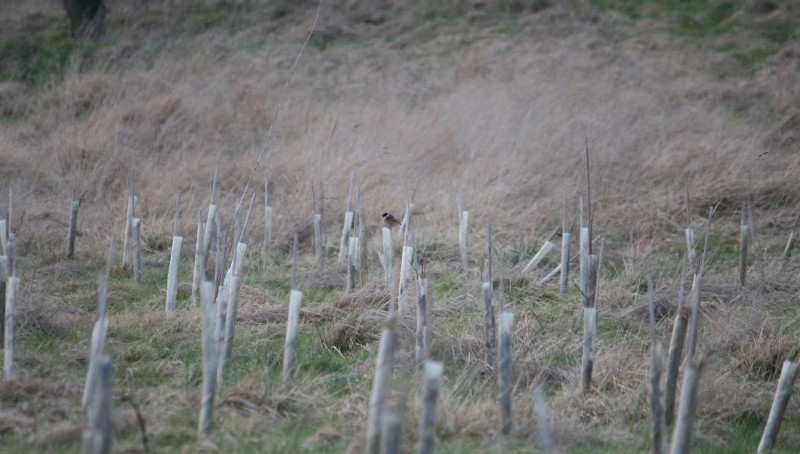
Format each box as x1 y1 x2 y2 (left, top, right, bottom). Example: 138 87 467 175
382 212 402 229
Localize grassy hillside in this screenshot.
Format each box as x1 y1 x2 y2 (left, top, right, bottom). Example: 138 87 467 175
0 0 799 452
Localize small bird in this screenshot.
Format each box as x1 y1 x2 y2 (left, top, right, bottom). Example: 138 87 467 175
382 212 402 228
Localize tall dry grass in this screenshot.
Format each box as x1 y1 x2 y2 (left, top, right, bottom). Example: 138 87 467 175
1 2 797 260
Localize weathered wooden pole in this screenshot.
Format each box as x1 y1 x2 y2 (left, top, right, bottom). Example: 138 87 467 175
3 276 19 380
522 234 556 274
482 282 496 368
415 274 428 364
263 176 273 273
757 359 799 454
380 413 402 454
122 172 135 265
83 355 113 454
67 194 81 258
397 245 413 314
346 237 358 294
739 203 749 287
534 385 554 454
459 210 469 271
419 361 443 454
0 256 6 341
198 281 218 436
132 219 142 284
648 274 665 454
166 197 183 314
499 311 514 435
191 214 206 307
560 230 571 296
83 274 109 410
366 315 398 454
283 290 303 390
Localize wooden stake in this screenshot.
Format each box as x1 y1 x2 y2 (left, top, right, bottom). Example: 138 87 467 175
291 232 298 291
263 176 272 273
757 359 800 454
122 172 135 265
338 211 354 265
380 413 402 454
83 273 109 410
283 290 303 390
482 282 496 368
579 227 589 305
499 311 514 435
739 204 749 287
198 281 218 435
346 237 358 294
133 219 142 284
192 214 206 306
165 234 183 313
648 273 665 454
534 385 554 454
366 315 398 454
415 275 428 364
83 355 113 454
397 246 413 314
670 361 704 454
67 197 81 259
487 224 493 284
560 231 571 296
459 211 469 271
419 361 443 454
314 213 323 271
4 276 19 380
0 256 6 341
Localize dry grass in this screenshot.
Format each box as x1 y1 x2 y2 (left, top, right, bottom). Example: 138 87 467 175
1 0 799 452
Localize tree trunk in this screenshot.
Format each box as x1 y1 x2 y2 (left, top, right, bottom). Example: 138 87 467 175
61 0 106 40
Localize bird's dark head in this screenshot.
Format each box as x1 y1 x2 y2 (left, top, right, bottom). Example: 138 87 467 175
382 213 390 218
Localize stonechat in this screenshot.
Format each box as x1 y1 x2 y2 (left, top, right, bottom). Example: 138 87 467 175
382 212 402 228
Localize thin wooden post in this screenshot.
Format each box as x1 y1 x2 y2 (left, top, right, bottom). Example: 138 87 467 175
67 197 81 258
482 282 496 368
283 290 303 390
397 246 413 314
581 255 598 394
560 231 571 296
357 188 367 278
166 197 182 313
382 228 393 288
263 176 272 273
366 315 398 454
419 361 443 454
380 413 402 454
648 274 665 454
314 213 323 271
346 237 358 294
219 276 242 378
83 355 113 454
122 173 135 265
198 281 218 435
579 227 589 304
739 205 749 287
534 385 554 454
291 232 298 291
670 361 704 454
4 276 19 380
459 211 469 271
166 234 183 313
83 274 109 410
0 220 6 256
192 215 205 306
522 238 555 274
757 359 799 454
0 256 6 341
499 311 514 435
338 211 354 265
132 219 142 284
415 275 428 364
